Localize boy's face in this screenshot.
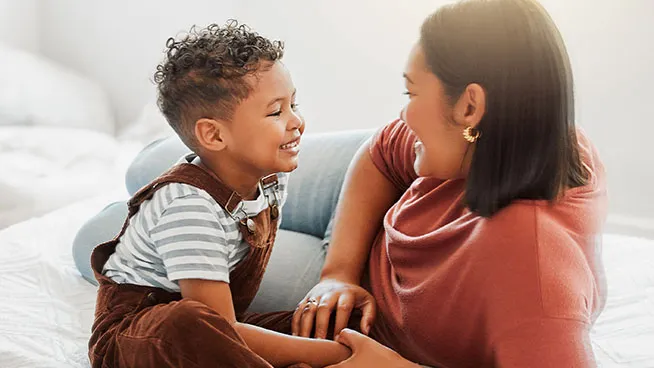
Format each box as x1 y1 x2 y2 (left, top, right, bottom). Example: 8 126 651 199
223 61 305 176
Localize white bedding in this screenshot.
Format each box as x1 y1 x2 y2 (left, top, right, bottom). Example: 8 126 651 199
0 196 653 367
0 126 140 228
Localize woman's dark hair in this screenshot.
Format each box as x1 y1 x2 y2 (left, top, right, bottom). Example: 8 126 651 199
154 20 284 150
420 0 588 217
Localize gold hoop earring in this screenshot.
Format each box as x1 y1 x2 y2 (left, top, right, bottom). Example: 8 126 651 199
463 126 481 143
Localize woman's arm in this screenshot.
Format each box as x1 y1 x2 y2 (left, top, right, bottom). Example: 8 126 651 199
294 121 419 339
291 141 402 338
180 279 350 368
320 138 402 284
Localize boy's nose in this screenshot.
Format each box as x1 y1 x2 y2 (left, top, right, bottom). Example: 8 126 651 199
288 111 303 130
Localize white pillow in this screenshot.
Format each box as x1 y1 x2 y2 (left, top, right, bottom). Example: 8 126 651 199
0 126 139 228
0 44 115 134
118 99 174 144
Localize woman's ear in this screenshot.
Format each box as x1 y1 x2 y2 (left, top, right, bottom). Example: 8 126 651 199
195 118 229 152
453 83 486 128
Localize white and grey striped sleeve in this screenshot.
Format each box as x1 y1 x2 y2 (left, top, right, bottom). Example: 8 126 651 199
149 194 231 283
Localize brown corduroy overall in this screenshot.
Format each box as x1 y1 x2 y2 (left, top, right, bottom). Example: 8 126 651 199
87 162 299 368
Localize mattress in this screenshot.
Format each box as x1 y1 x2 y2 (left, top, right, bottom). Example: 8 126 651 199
0 196 652 367
0 126 140 229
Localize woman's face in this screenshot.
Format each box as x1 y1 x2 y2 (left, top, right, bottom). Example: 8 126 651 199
401 44 478 179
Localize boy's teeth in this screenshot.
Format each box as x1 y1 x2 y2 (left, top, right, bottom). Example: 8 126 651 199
281 141 298 149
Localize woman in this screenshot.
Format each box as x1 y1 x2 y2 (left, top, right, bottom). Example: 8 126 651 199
74 0 606 366
292 0 607 367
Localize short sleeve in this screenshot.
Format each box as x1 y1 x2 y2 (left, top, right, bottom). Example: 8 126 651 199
368 119 418 191
480 207 599 367
493 318 596 367
150 194 231 283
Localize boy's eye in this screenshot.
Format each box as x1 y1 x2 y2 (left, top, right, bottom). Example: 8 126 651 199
267 103 299 117
403 91 413 97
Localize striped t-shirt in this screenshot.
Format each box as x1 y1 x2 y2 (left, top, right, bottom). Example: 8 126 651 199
102 158 288 292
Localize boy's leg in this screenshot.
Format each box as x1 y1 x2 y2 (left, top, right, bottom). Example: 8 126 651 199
93 298 272 368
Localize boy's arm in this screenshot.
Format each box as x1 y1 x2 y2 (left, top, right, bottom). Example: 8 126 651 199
179 279 350 368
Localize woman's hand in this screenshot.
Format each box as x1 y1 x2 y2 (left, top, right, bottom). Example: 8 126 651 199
326 329 418 368
291 279 376 339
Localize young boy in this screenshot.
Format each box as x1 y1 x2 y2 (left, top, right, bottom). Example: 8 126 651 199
88 21 351 368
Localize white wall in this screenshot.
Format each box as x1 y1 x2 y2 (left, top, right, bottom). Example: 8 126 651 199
239 0 654 231
0 0 39 53
39 0 240 131
236 0 445 134
35 0 654 234
540 0 654 231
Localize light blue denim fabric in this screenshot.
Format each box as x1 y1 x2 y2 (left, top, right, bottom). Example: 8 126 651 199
123 130 374 238
72 129 373 288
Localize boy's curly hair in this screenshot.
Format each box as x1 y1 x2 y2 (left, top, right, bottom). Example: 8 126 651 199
154 20 284 150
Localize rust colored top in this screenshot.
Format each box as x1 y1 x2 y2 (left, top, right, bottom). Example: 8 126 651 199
366 120 607 367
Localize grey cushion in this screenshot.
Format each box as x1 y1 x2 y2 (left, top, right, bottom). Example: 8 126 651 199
248 229 326 313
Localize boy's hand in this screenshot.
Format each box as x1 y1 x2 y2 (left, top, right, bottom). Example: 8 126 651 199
326 329 417 368
235 322 351 368
180 279 354 368
300 338 351 368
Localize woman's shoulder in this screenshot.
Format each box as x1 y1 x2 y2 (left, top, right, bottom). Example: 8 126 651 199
475 203 598 322
478 201 596 265
478 127 606 252
369 119 419 191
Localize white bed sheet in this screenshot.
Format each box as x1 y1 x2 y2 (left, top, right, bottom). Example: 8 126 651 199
0 197 652 367
0 126 140 229
0 193 123 368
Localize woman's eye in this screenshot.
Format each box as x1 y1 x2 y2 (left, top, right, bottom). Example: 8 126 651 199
291 103 300 111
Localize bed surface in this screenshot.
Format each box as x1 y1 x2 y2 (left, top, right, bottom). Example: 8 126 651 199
0 195 652 367
0 126 139 229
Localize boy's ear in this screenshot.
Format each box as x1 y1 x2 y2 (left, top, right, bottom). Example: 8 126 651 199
195 118 229 152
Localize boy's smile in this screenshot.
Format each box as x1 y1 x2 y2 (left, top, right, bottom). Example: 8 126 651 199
280 135 301 154
195 60 305 198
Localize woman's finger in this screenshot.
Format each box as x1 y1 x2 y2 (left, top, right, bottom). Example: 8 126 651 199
291 299 306 336
360 295 377 335
314 293 337 339
299 298 320 337
333 292 355 338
